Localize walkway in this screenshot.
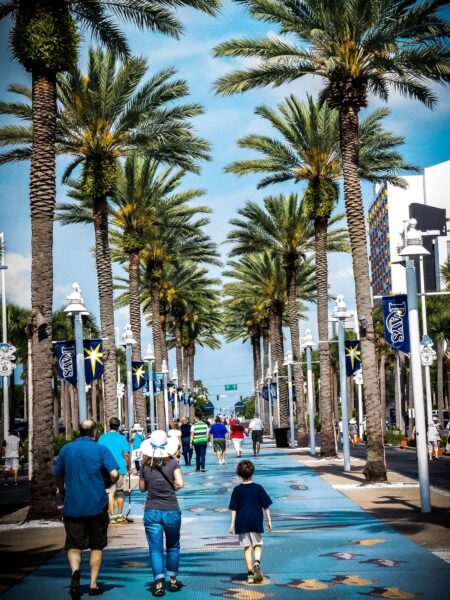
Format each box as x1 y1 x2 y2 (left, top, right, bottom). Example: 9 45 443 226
4 445 450 599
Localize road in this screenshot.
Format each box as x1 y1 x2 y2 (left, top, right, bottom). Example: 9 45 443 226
350 444 450 493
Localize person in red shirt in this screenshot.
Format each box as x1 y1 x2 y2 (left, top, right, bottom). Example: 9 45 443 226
229 415 236 427
230 419 246 457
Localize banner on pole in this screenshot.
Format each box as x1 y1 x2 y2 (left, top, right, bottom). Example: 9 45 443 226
84 339 104 384
55 342 77 385
345 340 362 376
382 294 410 353
262 385 269 401
177 388 184 403
132 361 146 391
153 378 163 393
269 382 277 401
168 383 176 403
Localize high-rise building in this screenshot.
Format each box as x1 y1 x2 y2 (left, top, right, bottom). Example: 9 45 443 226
368 160 450 299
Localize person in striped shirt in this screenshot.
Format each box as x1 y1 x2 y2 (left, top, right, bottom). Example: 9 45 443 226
190 416 209 472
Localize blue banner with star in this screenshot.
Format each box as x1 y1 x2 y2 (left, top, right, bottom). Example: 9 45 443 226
84 339 104 384
177 388 184 404
345 341 362 376
167 383 176 403
132 361 146 391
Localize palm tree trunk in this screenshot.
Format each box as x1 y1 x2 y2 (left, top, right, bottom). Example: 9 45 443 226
53 379 59 438
269 310 288 427
28 70 58 519
262 326 270 433
188 345 195 390
92 196 117 428
63 381 71 441
251 332 262 415
129 250 146 428
437 340 444 426
91 380 98 423
285 267 307 444
338 106 386 482
150 279 165 427
183 346 189 391
174 322 183 384
314 218 336 456
378 350 387 431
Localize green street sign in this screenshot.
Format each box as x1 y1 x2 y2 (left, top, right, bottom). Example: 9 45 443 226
225 384 238 391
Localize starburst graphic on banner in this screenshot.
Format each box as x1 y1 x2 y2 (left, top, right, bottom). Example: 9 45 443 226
133 363 146 387
84 342 104 378
345 343 361 371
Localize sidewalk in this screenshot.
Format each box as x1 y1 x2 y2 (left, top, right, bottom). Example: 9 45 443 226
2 444 450 598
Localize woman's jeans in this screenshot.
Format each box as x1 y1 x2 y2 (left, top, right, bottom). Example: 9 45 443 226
194 442 207 469
182 437 193 465
144 510 181 581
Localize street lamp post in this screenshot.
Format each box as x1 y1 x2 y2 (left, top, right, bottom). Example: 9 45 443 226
161 359 169 431
303 330 316 456
272 361 280 427
399 220 431 513
283 350 296 449
259 376 264 420
172 368 179 420
265 368 273 438
64 283 89 423
353 370 364 439
122 324 135 430
333 295 351 472
1 232 10 439
144 344 155 432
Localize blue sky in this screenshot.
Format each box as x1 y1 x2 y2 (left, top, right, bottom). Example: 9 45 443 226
1 1 449 408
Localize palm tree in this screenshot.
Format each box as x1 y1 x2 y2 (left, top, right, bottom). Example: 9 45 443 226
226 95 413 455
427 297 450 426
0 50 210 427
213 0 448 481
0 0 220 520
225 252 315 429
228 193 348 447
110 156 209 426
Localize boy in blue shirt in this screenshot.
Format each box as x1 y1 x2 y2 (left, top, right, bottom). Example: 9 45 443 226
208 416 229 464
228 460 272 584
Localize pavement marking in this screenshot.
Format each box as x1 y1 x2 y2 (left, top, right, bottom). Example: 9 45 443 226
333 482 420 490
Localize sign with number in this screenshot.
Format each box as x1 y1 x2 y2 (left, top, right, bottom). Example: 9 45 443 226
225 384 238 391
420 344 436 367
0 343 16 377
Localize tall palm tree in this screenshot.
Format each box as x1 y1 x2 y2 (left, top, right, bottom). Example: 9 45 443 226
110 156 208 426
226 95 413 455
228 193 348 446
225 252 315 428
59 51 211 425
0 0 220 520
214 0 448 481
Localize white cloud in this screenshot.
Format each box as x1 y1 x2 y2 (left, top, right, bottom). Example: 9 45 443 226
330 266 354 282
4 252 31 307
53 283 73 306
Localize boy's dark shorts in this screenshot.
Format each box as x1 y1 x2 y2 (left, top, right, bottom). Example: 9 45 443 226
252 430 263 443
64 507 109 550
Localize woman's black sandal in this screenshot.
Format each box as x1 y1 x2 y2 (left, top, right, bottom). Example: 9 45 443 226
168 581 183 592
152 579 165 597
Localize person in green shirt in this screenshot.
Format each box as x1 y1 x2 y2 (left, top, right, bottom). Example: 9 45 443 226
190 415 209 472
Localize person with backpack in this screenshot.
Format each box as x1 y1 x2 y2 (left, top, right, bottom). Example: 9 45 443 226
139 430 184 597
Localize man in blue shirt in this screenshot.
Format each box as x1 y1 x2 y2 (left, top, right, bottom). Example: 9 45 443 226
98 417 131 524
54 419 119 598
208 416 230 465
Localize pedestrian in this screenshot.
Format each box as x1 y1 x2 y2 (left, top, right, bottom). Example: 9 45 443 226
139 431 184 597
208 416 229 465
338 419 343 447
167 422 182 445
3 428 21 486
230 419 246 458
349 419 358 446
427 419 441 460
228 460 272 584
229 414 236 427
130 423 145 472
98 417 131 524
190 415 209 472
54 420 119 598
180 418 193 466
248 415 264 456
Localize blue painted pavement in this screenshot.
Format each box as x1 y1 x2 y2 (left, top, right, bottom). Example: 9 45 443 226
4 446 450 599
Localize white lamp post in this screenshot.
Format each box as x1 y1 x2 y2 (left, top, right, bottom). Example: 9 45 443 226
259 376 264 421
333 295 351 472
64 283 89 423
303 329 316 456
399 220 431 513
172 367 179 420
122 324 135 430
353 370 364 439
283 350 296 448
144 344 155 432
1 232 10 440
272 361 280 427
265 368 273 438
161 359 169 431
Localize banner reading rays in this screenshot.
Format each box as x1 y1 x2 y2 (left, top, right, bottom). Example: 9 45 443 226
132 361 146 391
382 294 410 354
262 385 269 401
55 342 77 386
345 340 362 376
84 339 104 384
